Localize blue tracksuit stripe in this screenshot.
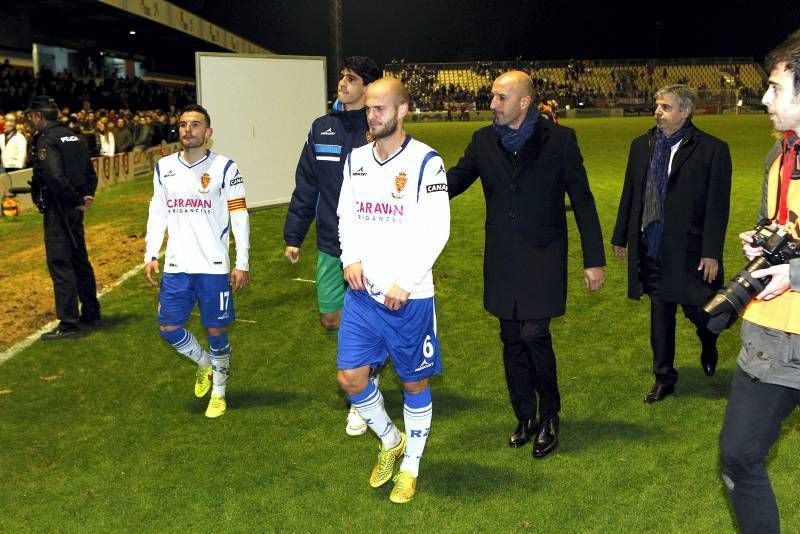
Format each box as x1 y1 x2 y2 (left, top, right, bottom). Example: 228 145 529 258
283 108 369 258
314 144 342 155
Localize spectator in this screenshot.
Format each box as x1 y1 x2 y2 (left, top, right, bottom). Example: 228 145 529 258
163 115 179 143
133 115 153 149
96 120 114 156
0 111 27 171
151 112 167 145
80 116 98 157
114 117 133 153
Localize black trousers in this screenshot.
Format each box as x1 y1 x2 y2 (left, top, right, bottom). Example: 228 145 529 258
499 317 560 424
43 206 100 329
641 254 717 386
720 367 800 534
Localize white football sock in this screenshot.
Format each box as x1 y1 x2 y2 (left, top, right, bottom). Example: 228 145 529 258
210 353 230 396
350 382 400 449
400 388 432 477
162 328 209 366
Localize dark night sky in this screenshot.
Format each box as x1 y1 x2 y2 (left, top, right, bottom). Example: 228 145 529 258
173 0 800 67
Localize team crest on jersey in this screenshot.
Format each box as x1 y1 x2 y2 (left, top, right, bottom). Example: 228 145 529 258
38 147 47 160
199 173 211 193
392 172 408 199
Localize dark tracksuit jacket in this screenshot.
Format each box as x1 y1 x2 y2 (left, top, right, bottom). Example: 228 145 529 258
283 107 369 257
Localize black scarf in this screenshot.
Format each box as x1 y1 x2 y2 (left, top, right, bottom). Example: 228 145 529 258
642 121 693 258
493 110 538 153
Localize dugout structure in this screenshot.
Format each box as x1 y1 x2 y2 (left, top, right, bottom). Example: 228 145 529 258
196 53 327 208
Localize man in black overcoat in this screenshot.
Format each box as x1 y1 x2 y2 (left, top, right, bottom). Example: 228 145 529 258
448 71 606 458
611 84 732 403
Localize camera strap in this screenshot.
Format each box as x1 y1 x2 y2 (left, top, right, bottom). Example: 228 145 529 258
777 131 800 224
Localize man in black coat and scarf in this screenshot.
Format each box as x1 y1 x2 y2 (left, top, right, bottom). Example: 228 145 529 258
448 71 606 458
611 84 732 403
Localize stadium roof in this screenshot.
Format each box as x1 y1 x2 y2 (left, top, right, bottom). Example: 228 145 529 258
10 0 269 77
5 0 800 80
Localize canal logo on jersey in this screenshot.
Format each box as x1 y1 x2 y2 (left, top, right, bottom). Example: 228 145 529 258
199 173 211 193
426 183 448 193
392 171 408 199
229 171 243 187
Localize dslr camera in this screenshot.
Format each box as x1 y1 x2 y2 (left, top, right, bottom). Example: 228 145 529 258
703 220 800 334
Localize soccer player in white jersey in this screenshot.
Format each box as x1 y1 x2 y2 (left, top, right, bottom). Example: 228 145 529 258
336 78 450 503
144 104 250 419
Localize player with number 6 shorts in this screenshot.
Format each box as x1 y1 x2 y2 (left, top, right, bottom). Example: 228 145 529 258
336 78 450 503
144 104 250 419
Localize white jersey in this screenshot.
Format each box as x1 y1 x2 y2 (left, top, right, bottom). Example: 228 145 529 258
145 150 250 274
338 136 450 302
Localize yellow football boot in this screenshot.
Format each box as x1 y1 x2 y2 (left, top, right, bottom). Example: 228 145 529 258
205 394 226 418
369 432 406 488
389 471 417 503
194 366 212 398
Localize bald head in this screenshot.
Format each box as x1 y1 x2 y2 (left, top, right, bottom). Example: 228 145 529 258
496 71 534 98
366 76 409 106
365 76 410 141
490 71 534 129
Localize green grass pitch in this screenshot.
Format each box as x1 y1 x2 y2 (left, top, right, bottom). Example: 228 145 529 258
2 115 798 532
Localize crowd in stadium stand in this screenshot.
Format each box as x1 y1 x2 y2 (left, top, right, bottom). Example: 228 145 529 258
0 58 767 170
0 62 195 169
386 59 767 113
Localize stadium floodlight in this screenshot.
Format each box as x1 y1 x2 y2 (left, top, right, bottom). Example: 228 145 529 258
129 30 136 35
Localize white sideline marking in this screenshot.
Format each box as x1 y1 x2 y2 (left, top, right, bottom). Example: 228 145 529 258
292 278 316 283
0 262 147 366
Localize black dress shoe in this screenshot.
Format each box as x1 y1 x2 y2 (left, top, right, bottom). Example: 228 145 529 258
509 419 536 448
700 347 718 377
40 327 82 341
533 415 559 458
644 383 675 404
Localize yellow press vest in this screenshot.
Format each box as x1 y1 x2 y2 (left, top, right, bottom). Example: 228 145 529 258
742 155 800 333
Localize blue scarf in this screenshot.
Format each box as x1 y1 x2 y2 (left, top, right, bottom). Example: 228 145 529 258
642 121 693 258
493 110 539 153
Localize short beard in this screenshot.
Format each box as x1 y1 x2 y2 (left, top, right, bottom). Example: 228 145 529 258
371 116 398 139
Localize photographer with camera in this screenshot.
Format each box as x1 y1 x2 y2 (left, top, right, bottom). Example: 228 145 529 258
28 95 100 340
719 32 800 534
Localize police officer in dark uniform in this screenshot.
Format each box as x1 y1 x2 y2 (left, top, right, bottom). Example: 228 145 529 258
28 95 101 340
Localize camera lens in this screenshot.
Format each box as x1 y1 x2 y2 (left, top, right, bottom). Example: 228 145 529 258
703 256 771 334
